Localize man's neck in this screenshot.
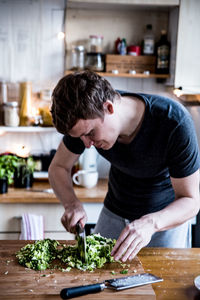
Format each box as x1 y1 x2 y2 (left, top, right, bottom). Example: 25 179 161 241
117 95 145 144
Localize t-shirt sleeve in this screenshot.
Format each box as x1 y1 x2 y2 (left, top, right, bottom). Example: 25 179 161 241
167 115 200 178
63 135 85 155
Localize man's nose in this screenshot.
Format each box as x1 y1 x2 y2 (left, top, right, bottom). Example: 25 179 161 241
81 136 94 148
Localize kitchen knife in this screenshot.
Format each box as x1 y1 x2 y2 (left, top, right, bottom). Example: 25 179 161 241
60 273 163 299
75 222 87 263
27 188 53 193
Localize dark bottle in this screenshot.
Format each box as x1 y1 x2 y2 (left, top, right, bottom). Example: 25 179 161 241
156 30 170 74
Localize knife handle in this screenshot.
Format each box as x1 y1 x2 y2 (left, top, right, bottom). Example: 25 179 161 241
60 283 105 299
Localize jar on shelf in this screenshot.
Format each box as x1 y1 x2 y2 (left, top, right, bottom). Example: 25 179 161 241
89 35 103 53
3 102 19 127
70 45 85 71
85 53 104 72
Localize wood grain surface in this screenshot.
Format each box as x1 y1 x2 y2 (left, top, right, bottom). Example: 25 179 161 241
0 240 155 300
138 247 200 300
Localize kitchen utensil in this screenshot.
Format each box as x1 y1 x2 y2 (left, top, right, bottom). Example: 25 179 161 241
76 222 87 263
60 273 163 299
27 188 53 193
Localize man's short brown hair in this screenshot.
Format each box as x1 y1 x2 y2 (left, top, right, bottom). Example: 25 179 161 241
51 71 119 134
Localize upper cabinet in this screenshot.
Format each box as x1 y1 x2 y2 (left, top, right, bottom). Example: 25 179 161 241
175 0 200 92
65 0 200 91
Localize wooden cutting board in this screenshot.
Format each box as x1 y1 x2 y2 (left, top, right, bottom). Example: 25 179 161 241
0 241 156 300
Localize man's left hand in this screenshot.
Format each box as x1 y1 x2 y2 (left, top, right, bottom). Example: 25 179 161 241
111 215 156 262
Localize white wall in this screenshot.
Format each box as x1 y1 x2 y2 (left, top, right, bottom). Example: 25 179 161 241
0 0 65 90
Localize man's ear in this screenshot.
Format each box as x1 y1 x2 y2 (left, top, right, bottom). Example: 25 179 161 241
103 100 114 114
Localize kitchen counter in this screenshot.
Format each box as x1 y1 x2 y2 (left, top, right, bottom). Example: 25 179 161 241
0 241 200 300
0 179 108 203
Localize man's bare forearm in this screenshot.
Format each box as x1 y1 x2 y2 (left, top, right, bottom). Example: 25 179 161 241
48 164 80 209
148 195 199 233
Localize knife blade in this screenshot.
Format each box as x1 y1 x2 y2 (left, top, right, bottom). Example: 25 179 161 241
60 273 163 299
26 188 54 193
75 222 87 264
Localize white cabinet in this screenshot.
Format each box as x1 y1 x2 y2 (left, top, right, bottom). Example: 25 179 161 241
0 202 103 240
66 0 200 92
175 0 200 92
65 0 179 80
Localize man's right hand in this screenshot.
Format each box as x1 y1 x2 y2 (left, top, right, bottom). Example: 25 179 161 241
61 201 87 234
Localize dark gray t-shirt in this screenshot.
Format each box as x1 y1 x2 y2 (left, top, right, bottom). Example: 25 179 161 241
63 92 200 220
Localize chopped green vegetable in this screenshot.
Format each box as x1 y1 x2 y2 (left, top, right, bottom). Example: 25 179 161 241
16 234 116 272
120 269 128 274
16 239 59 270
57 233 116 271
111 270 117 275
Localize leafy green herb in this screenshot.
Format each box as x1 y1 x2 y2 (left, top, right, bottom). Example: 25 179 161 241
16 234 116 272
120 269 129 274
16 239 59 270
0 154 19 184
58 234 116 271
111 270 117 275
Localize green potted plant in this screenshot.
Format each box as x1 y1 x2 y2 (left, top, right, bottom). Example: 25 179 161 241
14 156 36 188
0 154 19 194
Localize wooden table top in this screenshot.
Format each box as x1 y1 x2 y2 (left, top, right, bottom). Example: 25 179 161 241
0 240 155 300
1 241 200 299
138 247 200 300
0 179 107 204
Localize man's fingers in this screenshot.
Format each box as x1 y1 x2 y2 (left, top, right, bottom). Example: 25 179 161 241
113 233 136 261
120 238 139 262
128 241 143 261
111 228 129 256
79 216 87 228
121 239 143 262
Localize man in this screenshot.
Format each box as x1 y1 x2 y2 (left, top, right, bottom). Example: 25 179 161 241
49 71 200 262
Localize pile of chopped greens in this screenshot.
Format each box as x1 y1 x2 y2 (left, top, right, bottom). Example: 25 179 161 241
16 234 116 272
16 239 59 270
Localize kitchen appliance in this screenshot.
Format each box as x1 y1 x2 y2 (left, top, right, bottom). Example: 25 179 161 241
60 273 163 299
79 146 98 172
76 222 87 263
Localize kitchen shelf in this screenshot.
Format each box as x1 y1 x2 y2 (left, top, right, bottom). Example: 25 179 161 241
67 0 179 10
65 70 170 79
0 126 56 133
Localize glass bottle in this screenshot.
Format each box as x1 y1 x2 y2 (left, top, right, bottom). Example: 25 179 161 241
4 102 19 127
19 82 32 126
119 38 127 55
156 30 170 74
70 45 85 71
143 24 155 55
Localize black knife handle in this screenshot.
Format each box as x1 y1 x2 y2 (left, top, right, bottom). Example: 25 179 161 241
60 283 105 299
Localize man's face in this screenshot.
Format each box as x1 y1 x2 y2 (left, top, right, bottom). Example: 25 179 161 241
68 112 119 150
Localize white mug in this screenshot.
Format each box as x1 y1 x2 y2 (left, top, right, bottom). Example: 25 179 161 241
72 170 98 189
